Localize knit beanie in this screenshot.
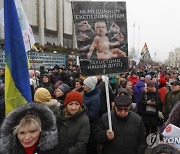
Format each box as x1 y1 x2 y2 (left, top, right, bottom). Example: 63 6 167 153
34 88 51 103
158 78 166 86
64 91 83 106
57 84 70 95
114 95 132 107
145 75 151 80
83 76 97 89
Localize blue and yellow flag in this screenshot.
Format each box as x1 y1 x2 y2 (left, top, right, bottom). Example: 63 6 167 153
4 0 32 115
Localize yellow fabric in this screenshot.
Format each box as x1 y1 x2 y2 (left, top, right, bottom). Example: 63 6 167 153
5 65 27 116
34 88 51 103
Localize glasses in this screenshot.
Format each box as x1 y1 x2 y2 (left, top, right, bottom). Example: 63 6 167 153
116 107 130 112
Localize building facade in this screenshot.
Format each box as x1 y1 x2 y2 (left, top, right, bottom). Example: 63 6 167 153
0 0 76 48
0 0 76 69
168 48 180 68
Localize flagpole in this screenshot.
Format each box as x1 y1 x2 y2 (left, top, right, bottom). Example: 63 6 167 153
137 26 140 54
132 21 135 53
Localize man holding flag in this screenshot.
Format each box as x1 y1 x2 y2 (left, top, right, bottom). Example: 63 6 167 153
4 0 32 115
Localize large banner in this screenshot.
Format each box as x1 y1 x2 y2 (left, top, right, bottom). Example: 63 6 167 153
72 1 128 76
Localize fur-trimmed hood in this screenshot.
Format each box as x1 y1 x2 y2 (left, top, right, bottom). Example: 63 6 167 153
166 102 180 128
0 103 58 153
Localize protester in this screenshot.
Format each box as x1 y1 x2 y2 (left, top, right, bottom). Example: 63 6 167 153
73 79 84 94
39 74 54 97
83 76 100 154
94 95 147 154
0 103 60 154
51 64 62 84
96 75 114 118
140 80 161 135
151 143 180 154
56 91 90 154
29 70 39 100
39 65 48 85
0 84 5 127
0 68 5 83
161 102 180 132
133 77 146 115
54 83 70 105
128 69 139 86
163 79 180 121
34 87 60 115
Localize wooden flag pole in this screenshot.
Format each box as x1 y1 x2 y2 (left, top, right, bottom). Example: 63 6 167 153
104 76 112 130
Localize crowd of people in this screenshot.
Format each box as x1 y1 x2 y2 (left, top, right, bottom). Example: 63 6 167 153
0 63 180 154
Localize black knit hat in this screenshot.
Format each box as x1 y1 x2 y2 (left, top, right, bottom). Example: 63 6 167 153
57 84 70 95
114 95 132 107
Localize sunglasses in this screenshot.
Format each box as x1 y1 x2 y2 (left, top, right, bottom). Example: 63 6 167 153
116 106 130 112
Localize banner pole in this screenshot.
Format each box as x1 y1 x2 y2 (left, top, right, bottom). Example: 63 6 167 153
104 75 112 130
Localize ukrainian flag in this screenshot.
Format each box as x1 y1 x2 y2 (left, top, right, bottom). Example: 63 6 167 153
4 0 32 115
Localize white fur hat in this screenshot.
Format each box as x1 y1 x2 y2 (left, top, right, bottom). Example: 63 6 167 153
83 76 97 89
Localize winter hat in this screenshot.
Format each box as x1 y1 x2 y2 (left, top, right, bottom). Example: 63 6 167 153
64 91 83 106
145 74 151 80
114 95 132 107
42 73 50 79
158 78 167 86
170 79 180 86
57 84 70 95
146 80 155 87
34 88 51 103
53 64 59 70
83 76 97 89
117 88 129 96
54 80 63 89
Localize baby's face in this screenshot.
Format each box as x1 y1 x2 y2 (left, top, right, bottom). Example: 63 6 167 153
95 22 107 36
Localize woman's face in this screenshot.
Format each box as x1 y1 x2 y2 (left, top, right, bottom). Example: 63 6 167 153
55 89 64 97
17 124 41 148
42 76 49 83
66 101 81 115
126 81 133 90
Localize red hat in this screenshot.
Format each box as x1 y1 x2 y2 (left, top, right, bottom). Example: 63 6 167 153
64 91 83 106
158 78 166 85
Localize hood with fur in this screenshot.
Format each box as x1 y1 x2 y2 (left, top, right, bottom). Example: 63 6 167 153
0 103 58 153
166 102 180 128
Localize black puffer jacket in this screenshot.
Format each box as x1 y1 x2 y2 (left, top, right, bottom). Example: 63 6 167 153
0 103 59 154
57 105 90 154
94 111 147 154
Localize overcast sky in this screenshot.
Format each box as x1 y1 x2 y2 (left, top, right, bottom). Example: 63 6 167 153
90 0 180 62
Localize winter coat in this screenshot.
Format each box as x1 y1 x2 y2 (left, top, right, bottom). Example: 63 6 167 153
0 103 60 154
56 105 90 154
128 75 139 85
162 90 180 121
98 81 114 118
161 102 180 132
39 82 55 95
83 86 101 125
0 88 5 127
94 111 147 154
133 80 145 113
140 90 161 126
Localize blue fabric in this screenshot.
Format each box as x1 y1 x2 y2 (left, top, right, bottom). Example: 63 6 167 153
4 0 32 103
